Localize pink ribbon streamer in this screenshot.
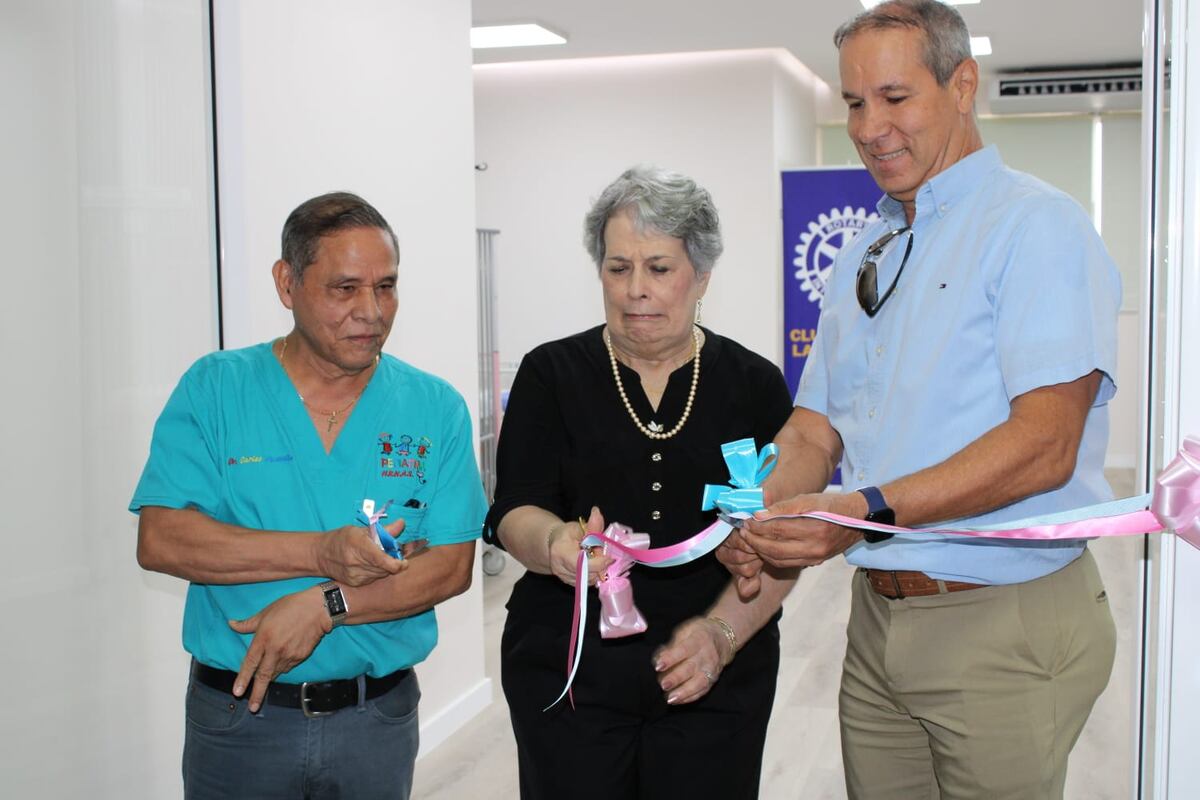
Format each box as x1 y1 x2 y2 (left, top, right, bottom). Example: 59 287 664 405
546 436 1200 711
582 519 734 566
784 507 1167 541
753 435 1200 548
546 519 735 710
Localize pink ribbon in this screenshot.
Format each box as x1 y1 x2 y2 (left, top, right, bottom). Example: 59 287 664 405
754 436 1200 548
597 523 650 639
1151 435 1200 549
546 518 737 710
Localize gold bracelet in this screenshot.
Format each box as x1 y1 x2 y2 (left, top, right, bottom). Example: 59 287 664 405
708 615 738 666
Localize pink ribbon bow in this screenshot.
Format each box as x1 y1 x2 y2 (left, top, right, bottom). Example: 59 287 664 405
1152 435 1200 549
597 523 650 639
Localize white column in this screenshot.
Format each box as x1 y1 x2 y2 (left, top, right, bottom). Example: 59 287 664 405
1150 0 1200 795
0 0 218 795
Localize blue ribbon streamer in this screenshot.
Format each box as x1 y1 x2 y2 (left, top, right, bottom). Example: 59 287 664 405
357 500 403 559
701 439 778 515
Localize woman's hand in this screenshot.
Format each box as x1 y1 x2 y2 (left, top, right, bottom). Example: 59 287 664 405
653 616 732 705
547 506 613 587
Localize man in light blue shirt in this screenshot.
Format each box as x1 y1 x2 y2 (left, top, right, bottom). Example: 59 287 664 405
132 192 486 799
720 1 1119 797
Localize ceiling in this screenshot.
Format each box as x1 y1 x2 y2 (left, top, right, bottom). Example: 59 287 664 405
471 0 1144 98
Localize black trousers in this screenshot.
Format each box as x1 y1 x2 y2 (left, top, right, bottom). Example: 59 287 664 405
501 616 780 800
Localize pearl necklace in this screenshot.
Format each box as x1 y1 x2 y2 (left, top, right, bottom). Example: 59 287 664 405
603 326 701 441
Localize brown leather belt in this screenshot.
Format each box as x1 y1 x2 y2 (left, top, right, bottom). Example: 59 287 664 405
864 568 987 599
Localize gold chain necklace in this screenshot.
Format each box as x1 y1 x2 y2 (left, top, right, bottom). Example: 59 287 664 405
278 336 376 432
603 326 701 441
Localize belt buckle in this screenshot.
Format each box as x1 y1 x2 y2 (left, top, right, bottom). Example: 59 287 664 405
300 682 334 719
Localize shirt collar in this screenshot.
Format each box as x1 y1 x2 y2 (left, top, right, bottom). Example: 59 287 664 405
875 144 1004 226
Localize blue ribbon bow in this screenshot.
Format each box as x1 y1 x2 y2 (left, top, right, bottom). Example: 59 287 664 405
700 439 778 515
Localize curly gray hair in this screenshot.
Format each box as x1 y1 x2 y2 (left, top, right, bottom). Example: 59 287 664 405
583 166 723 275
834 0 972 87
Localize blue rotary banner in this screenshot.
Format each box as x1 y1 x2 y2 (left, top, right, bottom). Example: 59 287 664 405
782 168 882 396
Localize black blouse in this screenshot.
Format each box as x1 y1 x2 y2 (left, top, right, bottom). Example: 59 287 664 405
485 326 794 645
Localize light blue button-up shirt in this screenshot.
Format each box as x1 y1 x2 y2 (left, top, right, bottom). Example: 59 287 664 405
795 145 1121 584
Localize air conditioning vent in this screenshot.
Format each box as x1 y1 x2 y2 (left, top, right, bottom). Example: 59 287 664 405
988 67 1143 114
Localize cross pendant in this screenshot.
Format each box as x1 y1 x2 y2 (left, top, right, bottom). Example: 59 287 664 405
326 413 337 432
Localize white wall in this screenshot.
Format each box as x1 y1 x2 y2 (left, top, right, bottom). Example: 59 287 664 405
211 0 488 757
474 49 827 370
0 0 217 795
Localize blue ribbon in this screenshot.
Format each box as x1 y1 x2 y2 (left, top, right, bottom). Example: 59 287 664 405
357 500 403 559
700 439 778 515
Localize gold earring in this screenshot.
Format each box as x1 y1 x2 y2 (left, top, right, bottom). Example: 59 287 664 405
694 299 703 324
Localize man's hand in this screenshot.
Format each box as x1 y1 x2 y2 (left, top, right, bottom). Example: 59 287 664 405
228 586 332 712
547 506 612 587
716 530 765 600
314 519 409 586
653 617 730 705
740 491 867 569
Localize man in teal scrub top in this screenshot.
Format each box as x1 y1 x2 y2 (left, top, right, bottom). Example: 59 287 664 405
131 191 486 799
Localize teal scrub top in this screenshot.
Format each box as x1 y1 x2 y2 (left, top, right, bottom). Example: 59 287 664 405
131 343 486 681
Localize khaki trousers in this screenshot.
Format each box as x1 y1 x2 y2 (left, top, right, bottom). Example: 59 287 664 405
839 549 1116 800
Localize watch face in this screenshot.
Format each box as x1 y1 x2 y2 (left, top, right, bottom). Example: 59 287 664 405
324 586 347 617
867 508 896 526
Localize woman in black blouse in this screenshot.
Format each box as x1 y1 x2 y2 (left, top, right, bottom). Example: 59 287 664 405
484 166 796 800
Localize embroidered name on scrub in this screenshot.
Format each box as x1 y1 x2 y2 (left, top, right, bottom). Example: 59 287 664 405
227 454 294 465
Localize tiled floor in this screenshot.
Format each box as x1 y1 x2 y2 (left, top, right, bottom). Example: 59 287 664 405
413 470 1144 799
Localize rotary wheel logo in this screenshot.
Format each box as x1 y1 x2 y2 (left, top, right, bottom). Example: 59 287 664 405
793 206 878 306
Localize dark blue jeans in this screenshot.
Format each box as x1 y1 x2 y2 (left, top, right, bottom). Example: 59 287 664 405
182 665 420 799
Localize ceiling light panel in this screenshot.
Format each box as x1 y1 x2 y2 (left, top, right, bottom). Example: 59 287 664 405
470 23 566 49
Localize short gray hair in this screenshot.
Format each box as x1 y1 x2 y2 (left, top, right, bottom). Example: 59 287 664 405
583 166 723 275
834 0 971 87
280 191 398 281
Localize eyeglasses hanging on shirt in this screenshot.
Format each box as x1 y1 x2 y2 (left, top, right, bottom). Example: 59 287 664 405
856 226 914 318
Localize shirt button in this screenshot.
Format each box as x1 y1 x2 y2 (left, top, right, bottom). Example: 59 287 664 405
939 203 948 213
857 471 865 481
651 452 662 462
651 510 662 521
868 408 876 419
876 345 884 356
651 482 662 491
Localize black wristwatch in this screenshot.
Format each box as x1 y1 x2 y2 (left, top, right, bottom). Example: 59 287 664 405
857 486 895 543
319 580 349 627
